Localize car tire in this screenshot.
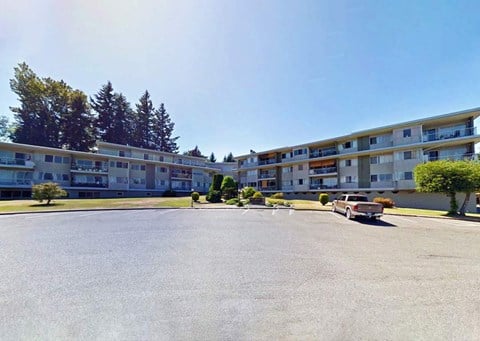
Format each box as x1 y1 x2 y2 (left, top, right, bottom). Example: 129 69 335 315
346 208 353 220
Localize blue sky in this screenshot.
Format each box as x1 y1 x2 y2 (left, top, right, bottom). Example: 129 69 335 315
1 0 480 158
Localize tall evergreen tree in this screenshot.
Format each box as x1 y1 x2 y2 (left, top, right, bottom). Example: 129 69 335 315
208 152 216 163
132 90 154 148
59 90 95 151
9 63 72 148
151 103 179 153
223 152 235 162
183 145 204 157
90 81 115 142
0 115 9 142
111 93 132 145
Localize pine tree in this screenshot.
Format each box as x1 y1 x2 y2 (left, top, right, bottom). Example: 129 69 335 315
223 152 235 162
90 81 115 142
132 90 154 148
59 90 95 151
111 93 132 145
209 152 216 163
0 115 9 142
152 103 179 153
184 145 204 157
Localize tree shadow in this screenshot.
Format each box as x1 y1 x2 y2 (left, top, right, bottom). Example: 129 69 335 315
29 202 66 208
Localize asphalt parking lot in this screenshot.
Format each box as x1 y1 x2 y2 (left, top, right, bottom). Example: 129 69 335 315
1 209 479 340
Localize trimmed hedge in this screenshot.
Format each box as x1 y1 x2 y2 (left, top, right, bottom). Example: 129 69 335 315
319 193 329 206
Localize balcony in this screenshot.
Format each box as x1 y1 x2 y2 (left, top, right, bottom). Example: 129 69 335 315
309 184 338 190
309 167 337 176
423 127 476 142
258 158 277 166
71 165 108 173
258 186 277 191
258 172 276 179
423 152 477 162
309 149 337 159
171 173 192 179
71 182 108 188
0 158 35 169
0 179 33 186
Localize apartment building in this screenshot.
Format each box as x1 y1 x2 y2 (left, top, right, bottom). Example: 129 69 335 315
0 141 219 199
236 108 480 211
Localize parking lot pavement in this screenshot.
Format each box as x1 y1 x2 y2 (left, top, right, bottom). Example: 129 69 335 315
1 209 480 340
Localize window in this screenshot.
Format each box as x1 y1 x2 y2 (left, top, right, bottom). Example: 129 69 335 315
62 174 69 181
44 155 53 162
403 129 412 138
298 179 304 185
370 174 378 182
282 152 292 159
54 156 63 163
159 156 164 162
370 156 379 164
298 165 303 171
294 148 306 156
344 141 352 149
282 167 293 173
369 137 377 145
403 151 412 160
116 161 123 168
345 176 352 183
119 151 125 157
144 153 149 160
43 173 53 180
158 167 168 173
372 174 392 182
404 171 413 180
345 159 352 167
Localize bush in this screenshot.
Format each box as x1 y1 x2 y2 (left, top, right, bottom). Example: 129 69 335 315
241 186 256 199
191 191 200 202
225 198 239 205
162 190 177 197
221 176 237 200
319 193 329 206
206 190 222 203
253 191 263 199
271 192 284 199
32 182 67 205
211 174 224 191
374 197 395 208
237 201 244 207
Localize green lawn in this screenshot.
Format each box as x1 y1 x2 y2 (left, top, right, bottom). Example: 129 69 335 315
0 196 195 213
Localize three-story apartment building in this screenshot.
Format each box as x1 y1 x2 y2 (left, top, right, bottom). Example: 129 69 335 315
236 108 480 211
0 141 219 199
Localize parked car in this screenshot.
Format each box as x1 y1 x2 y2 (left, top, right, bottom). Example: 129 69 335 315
332 194 383 220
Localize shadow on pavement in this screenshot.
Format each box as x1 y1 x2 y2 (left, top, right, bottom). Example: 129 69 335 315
355 217 397 228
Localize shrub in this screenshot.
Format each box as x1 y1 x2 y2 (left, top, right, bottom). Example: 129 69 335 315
237 201 244 207
373 197 395 208
206 190 222 203
225 198 239 205
191 191 200 202
241 186 256 199
319 193 329 206
32 182 67 205
221 175 237 200
162 190 177 197
253 191 263 199
211 174 224 191
271 192 284 199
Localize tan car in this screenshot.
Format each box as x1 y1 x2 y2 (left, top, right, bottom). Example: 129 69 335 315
332 194 383 220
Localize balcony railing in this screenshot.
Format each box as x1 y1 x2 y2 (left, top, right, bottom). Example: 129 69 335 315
309 167 337 175
423 127 476 142
0 158 35 168
71 183 108 188
0 179 33 186
258 173 276 179
71 165 108 173
309 149 337 158
258 186 277 191
171 173 192 179
423 152 477 162
258 159 277 166
309 184 338 190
